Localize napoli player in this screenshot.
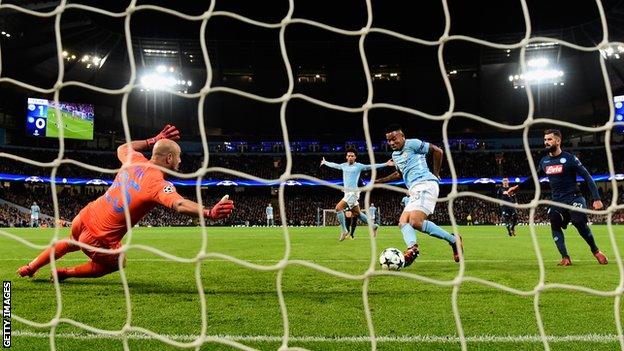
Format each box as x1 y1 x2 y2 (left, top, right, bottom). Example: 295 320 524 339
320 149 391 241
497 177 518 236
377 124 462 266
18 125 234 280
506 129 607 266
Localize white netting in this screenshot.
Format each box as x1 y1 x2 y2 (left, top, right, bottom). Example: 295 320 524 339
0 0 623 351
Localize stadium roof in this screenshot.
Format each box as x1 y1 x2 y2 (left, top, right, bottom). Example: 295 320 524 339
0 0 623 141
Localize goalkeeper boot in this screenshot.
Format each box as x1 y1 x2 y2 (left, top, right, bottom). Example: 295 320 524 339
558 256 572 266
17 264 35 278
592 250 608 265
403 244 420 268
450 235 463 263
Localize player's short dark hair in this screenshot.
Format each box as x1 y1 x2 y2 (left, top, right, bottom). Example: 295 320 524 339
544 129 562 139
345 148 357 156
385 123 403 134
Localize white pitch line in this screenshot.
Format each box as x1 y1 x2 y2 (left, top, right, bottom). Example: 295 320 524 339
11 330 622 343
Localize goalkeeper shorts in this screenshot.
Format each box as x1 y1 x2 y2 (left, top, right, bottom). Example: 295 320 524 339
71 214 123 268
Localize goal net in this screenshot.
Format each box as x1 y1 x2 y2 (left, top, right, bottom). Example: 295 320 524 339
0 0 622 351
322 209 339 227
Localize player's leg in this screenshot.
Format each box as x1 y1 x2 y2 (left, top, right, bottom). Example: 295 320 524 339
548 207 571 266
349 214 357 238
18 215 82 277
398 211 419 267
55 232 125 280
510 211 518 236
569 197 607 264
335 200 349 241
501 211 512 236
352 205 379 237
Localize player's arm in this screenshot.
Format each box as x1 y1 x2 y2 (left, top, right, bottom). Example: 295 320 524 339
506 165 546 196
360 160 393 170
320 157 342 170
376 170 402 183
172 197 234 219
117 124 180 162
574 158 603 209
428 144 444 179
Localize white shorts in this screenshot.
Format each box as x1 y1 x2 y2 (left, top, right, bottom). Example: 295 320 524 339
403 181 439 215
341 191 360 208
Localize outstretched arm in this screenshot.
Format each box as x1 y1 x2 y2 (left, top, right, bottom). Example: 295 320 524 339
117 124 180 162
377 171 402 183
172 196 234 220
361 159 393 171
320 157 342 170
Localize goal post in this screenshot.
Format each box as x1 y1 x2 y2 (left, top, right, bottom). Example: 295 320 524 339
322 209 339 227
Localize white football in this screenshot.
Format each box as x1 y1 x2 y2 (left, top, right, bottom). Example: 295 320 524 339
379 247 405 271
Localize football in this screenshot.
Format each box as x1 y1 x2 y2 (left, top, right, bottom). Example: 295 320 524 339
379 247 405 271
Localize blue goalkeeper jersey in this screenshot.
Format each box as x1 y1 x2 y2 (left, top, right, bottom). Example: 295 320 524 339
391 138 437 189
322 161 387 191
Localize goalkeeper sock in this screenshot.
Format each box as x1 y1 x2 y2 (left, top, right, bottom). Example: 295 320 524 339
58 260 117 279
573 222 599 253
422 220 456 244
29 240 79 272
400 224 417 247
551 228 569 258
336 210 348 233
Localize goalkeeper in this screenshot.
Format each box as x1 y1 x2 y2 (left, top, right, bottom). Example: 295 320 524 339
18 125 234 280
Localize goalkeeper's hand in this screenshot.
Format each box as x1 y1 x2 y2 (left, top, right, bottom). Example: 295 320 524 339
147 124 181 147
203 198 234 219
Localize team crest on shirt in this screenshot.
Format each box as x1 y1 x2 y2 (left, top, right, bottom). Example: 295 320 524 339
560 158 566 163
163 184 175 194
545 165 563 174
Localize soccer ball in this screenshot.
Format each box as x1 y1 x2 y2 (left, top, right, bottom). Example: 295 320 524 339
379 247 405 271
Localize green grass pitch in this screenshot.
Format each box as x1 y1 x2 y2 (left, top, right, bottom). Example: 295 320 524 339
1 225 623 350
45 110 94 140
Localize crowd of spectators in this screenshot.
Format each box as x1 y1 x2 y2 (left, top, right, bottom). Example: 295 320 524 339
0 144 622 182
1 183 622 228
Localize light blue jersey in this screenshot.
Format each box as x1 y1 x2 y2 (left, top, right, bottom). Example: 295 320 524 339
369 205 377 219
30 205 40 218
266 205 274 218
322 161 387 192
391 139 437 189
401 196 410 207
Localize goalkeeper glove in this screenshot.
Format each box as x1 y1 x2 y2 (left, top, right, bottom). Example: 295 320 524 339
203 199 234 219
147 124 181 147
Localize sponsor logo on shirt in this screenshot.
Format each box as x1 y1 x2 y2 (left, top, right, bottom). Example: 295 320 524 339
545 165 563 174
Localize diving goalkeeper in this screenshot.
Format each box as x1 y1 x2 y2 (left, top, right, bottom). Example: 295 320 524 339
18 125 234 280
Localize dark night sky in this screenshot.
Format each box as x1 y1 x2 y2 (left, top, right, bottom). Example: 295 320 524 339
0 0 623 142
